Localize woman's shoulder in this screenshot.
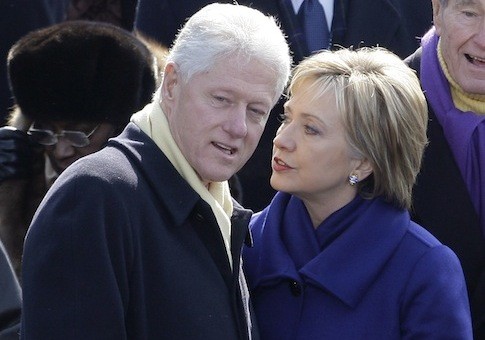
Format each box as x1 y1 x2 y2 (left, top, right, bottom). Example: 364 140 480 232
399 221 463 271
406 221 442 247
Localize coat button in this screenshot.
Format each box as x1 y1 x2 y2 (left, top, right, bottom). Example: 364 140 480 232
195 213 204 221
289 280 302 296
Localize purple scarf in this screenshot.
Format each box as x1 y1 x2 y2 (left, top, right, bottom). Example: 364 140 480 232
281 195 367 270
420 28 485 234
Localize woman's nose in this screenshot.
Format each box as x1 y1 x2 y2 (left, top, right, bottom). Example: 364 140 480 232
273 125 296 151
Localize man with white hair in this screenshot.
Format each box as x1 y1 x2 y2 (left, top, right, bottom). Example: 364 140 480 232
406 0 485 337
21 3 291 339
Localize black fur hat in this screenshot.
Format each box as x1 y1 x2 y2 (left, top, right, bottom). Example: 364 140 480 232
7 20 156 125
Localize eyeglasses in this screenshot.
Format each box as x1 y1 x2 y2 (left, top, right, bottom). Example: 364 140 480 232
27 125 100 148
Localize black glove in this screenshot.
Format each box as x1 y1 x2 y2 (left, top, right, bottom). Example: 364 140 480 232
0 127 39 182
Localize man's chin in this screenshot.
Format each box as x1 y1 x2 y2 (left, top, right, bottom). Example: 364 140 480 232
463 82 485 96
457 72 485 95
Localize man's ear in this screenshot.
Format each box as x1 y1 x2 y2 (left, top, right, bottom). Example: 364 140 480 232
161 62 179 101
432 0 443 36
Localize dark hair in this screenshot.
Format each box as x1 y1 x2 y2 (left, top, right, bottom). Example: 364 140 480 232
7 20 156 125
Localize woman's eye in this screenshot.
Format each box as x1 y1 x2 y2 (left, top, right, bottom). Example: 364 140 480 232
304 125 320 135
277 113 289 123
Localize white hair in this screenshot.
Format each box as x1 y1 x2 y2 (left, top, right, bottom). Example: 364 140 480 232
165 3 292 103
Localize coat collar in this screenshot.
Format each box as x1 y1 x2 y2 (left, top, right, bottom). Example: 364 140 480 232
248 192 410 308
109 123 253 269
110 123 201 227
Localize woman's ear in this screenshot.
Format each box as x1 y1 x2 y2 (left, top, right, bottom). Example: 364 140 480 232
353 157 373 182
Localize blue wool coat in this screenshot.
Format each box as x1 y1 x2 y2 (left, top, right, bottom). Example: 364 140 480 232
243 192 472 339
21 123 255 340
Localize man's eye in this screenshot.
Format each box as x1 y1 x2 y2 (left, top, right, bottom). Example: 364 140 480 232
462 10 478 18
250 108 265 117
214 96 227 103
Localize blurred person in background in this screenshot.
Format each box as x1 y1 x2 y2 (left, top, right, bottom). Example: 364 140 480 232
0 239 21 339
0 0 140 125
0 20 156 279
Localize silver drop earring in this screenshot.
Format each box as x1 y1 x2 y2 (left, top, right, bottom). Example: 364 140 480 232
348 174 359 186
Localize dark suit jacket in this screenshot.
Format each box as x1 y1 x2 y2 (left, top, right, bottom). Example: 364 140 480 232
134 0 433 211
406 48 485 339
135 0 432 60
22 123 256 339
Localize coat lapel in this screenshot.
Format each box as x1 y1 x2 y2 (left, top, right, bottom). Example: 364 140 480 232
300 201 408 307
249 194 409 308
276 0 307 63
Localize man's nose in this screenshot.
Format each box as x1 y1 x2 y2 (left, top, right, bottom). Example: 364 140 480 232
52 136 76 159
223 106 248 138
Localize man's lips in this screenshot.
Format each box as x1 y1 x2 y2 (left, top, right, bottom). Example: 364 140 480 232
465 53 485 66
212 142 236 155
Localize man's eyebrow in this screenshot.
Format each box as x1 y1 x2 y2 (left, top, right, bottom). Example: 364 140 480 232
456 0 478 6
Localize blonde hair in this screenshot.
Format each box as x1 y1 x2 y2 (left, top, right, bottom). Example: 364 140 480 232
288 47 428 210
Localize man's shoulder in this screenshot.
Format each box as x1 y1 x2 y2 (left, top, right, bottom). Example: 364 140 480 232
404 47 422 74
62 123 157 182
62 145 134 183
51 138 145 199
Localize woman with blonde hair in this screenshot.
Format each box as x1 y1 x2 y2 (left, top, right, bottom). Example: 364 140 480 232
243 47 472 339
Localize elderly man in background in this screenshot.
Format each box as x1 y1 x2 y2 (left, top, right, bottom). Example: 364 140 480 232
406 0 485 337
